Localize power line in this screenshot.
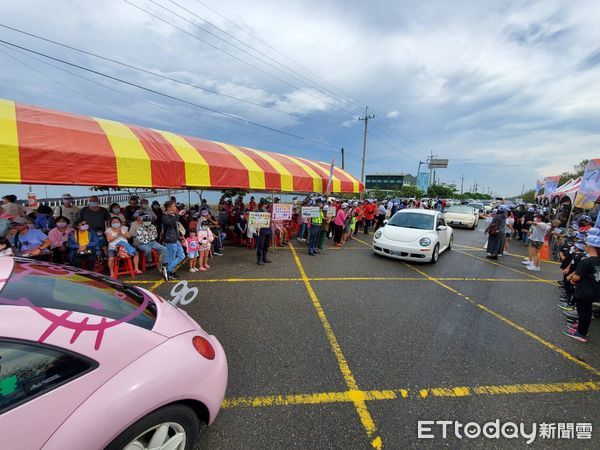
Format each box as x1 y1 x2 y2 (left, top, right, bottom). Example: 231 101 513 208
0 42 345 158
155 0 360 113
0 23 362 133
122 0 344 111
0 38 337 151
191 0 366 114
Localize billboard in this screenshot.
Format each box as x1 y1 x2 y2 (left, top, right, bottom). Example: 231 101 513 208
428 159 449 169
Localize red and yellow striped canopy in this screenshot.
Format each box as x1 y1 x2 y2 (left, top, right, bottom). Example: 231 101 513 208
0 98 363 193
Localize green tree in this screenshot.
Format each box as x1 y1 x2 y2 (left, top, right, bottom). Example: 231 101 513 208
393 185 424 198
427 184 457 198
221 189 248 199
522 190 536 203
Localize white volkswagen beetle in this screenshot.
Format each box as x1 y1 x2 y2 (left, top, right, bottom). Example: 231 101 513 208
372 209 453 263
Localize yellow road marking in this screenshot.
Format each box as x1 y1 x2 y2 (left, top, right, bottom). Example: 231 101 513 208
126 276 553 285
222 381 600 408
454 244 561 265
403 263 600 377
288 242 382 449
454 249 556 285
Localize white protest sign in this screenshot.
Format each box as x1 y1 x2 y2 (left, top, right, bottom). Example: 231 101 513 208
272 203 293 221
301 206 321 219
326 207 336 218
248 211 271 229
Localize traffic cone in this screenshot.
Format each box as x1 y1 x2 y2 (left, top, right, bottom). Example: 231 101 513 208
540 239 550 261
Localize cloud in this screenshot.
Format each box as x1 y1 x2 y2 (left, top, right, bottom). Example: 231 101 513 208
0 0 599 197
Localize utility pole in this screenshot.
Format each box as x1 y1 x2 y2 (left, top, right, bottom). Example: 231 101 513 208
359 106 375 185
341 147 345 170
426 150 437 188
460 175 464 194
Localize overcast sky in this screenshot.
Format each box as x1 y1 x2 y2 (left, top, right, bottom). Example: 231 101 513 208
1 0 599 198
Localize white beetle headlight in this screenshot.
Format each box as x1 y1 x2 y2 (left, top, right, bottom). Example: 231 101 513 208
375 230 382 239
419 237 431 247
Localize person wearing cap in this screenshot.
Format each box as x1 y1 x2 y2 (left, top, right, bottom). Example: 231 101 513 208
132 211 166 268
308 200 324 256
563 231 600 342
521 214 550 271
53 193 80 223
254 201 273 265
520 206 536 245
375 201 387 231
333 203 348 247
8 216 52 258
362 199 376 234
486 205 506 260
577 215 593 234
558 238 586 310
161 200 186 280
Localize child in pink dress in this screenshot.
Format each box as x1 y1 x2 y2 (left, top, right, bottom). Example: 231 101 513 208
185 230 200 272
197 221 214 271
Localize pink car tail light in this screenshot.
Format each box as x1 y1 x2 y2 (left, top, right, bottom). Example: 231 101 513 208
193 336 215 360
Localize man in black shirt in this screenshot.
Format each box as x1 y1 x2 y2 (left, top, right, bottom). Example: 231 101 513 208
563 231 600 342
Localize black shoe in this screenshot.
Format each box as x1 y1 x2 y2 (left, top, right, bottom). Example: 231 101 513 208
257 260 264 265
487 255 498 260
263 259 272 263
162 266 169 281
308 251 314 256
168 272 179 280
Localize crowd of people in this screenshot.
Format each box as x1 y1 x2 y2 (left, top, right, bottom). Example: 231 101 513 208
0 193 230 281
479 201 600 344
2 192 598 340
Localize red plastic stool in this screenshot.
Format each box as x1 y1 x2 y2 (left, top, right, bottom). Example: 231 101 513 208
140 249 160 272
113 256 135 279
246 237 255 249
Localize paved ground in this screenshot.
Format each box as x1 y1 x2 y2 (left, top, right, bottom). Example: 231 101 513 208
132 224 600 448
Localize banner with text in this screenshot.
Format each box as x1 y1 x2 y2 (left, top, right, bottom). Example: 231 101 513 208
301 206 321 219
248 211 271 229
575 159 600 209
272 203 293 221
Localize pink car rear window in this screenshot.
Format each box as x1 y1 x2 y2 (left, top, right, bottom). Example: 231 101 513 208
0 259 156 330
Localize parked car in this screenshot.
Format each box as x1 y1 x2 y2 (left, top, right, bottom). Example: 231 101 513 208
444 205 479 229
0 257 227 450
372 209 453 263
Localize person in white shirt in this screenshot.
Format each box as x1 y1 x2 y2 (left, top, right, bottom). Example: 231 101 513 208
53 193 80 223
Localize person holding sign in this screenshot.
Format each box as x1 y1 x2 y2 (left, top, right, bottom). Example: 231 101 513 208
308 200 324 256
251 202 273 265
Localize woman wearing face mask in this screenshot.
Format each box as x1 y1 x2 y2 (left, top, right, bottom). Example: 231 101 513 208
105 217 142 278
67 219 100 269
109 203 126 223
48 216 73 264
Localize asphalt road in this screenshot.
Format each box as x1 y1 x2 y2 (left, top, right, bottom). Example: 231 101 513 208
138 224 600 449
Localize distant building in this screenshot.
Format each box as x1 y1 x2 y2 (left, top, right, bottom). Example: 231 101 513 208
365 173 406 191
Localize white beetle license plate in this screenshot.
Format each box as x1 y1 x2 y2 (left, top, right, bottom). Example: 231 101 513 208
390 250 401 256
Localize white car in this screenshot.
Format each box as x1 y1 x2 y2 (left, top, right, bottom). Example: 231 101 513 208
444 205 479 229
372 209 453 263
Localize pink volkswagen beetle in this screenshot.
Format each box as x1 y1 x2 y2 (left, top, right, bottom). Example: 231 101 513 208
0 257 227 450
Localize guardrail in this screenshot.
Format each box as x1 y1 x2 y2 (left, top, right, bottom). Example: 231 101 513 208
16 190 187 208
